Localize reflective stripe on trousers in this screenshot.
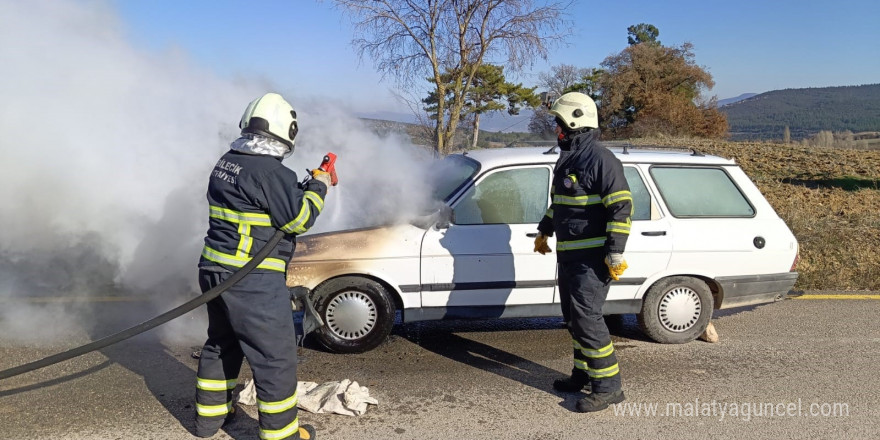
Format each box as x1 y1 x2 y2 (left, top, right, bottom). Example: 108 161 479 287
557 259 621 393
195 270 300 439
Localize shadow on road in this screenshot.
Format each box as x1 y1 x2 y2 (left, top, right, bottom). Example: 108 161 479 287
603 313 653 343
394 314 652 411
89 302 261 440
400 326 589 410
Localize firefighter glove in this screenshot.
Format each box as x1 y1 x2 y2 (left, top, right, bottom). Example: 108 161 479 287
534 233 552 255
605 253 628 281
311 169 332 188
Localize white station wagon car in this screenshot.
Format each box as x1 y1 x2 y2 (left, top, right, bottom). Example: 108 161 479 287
287 145 799 353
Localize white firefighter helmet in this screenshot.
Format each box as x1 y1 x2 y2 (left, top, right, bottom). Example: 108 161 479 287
239 92 299 149
549 92 598 131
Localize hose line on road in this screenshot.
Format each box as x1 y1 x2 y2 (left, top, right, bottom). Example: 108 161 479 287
0 230 284 381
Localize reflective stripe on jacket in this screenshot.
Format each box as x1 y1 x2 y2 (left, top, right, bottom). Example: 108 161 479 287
199 150 327 273
537 130 632 262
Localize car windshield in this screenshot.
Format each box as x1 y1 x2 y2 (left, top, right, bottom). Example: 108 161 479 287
428 154 480 202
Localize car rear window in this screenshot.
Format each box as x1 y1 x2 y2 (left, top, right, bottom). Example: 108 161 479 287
649 166 755 217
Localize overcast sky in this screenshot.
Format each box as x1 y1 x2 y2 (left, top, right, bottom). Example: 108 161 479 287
112 0 880 114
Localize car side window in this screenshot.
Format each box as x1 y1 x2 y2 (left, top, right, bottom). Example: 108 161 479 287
650 166 755 217
453 167 550 225
623 166 651 221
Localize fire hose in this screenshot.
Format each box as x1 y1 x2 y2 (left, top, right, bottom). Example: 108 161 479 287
0 230 284 381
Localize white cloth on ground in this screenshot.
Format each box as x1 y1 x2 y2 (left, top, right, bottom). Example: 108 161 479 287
237 378 378 416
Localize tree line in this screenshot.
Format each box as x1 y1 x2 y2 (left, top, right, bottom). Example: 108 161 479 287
332 1 727 154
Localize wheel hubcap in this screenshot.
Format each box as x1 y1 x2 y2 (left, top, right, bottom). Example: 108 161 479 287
658 287 702 332
325 290 377 340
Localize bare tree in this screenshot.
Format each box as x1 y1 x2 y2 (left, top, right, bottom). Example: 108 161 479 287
332 0 569 154
390 88 437 149
538 63 589 98
532 64 600 137
817 130 834 148
528 105 557 138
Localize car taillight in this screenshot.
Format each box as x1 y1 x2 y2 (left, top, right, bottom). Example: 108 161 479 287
790 246 799 272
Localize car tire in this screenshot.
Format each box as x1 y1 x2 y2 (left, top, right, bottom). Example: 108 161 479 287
637 276 713 344
311 276 395 353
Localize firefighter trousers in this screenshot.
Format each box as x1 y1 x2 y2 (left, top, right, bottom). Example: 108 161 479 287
195 270 301 439
558 259 622 393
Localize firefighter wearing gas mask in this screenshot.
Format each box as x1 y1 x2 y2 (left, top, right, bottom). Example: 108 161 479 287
534 92 632 412
195 93 329 439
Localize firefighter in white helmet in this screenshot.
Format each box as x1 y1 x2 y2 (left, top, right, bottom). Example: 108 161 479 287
534 92 632 412
195 92 329 439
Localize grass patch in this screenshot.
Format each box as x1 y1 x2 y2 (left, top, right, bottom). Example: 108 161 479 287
782 175 880 191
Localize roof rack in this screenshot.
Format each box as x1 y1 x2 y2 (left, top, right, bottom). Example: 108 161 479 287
603 141 704 157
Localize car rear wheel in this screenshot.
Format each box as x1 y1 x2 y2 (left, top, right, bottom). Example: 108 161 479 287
311 276 395 353
637 276 713 344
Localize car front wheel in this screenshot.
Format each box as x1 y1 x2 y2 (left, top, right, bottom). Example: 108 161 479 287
311 276 395 353
637 276 713 344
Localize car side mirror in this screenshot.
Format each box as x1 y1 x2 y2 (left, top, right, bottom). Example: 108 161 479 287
410 204 453 229
434 205 453 229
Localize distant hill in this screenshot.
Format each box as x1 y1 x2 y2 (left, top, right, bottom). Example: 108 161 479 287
356 110 417 125
356 109 532 133
720 84 880 140
717 93 757 107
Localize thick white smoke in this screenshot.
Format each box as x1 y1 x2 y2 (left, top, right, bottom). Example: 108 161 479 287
0 0 435 345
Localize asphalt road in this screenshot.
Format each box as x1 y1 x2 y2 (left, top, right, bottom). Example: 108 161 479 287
1 292 878 440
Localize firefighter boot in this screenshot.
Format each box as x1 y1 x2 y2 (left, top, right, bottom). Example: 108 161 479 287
552 375 590 393
575 390 626 412
297 424 317 439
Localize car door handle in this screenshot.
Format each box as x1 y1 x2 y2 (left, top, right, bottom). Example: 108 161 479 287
641 231 667 236
526 232 538 237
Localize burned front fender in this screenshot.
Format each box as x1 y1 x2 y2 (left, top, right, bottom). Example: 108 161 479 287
286 224 426 294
